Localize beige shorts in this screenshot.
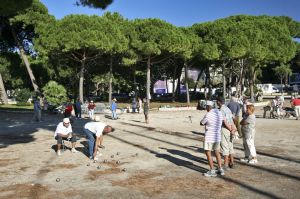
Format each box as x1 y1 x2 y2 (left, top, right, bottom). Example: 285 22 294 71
204 141 220 151
221 128 234 155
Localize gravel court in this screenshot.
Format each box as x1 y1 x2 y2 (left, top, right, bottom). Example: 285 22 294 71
0 109 300 199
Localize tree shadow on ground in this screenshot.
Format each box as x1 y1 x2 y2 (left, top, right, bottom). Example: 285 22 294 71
0 112 90 149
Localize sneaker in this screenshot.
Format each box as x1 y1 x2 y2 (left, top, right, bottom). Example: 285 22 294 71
98 145 105 149
71 148 79 153
240 158 249 162
94 157 99 161
217 168 225 176
248 159 258 164
57 150 61 156
204 170 217 177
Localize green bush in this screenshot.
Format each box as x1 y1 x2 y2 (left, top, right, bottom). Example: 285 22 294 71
42 81 67 106
14 88 33 102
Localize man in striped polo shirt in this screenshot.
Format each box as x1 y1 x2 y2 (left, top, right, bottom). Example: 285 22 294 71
200 101 224 177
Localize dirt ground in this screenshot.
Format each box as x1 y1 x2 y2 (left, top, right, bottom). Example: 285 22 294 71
0 107 300 199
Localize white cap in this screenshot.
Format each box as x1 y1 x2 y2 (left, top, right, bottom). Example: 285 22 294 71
94 116 101 122
63 118 70 123
206 101 214 106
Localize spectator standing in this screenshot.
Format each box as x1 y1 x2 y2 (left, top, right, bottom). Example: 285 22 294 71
64 99 73 118
137 97 142 113
200 100 224 177
291 96 300 120
217 97 237 170
75 98 82 119
33 97 42 122
143 98 149 124
111 98 118 120
132 98 137 113
240 104 257 164
88 100 96 119
227 96 242 138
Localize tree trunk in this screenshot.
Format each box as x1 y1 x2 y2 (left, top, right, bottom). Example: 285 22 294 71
222 64 226 100
193 67 204 94
249 66 255 102
109 55 113 104
172 71 176 102
0 73 8 104
146 56 151 102
228 65 233 96
236 59 244 97
184 63 190 105
280 76 283 95
11 29 39 93
79 60 85 103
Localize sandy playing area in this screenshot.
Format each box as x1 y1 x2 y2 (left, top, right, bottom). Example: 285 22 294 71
0 107 299 199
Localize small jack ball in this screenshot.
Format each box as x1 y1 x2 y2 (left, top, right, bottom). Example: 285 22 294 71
56 178 60 182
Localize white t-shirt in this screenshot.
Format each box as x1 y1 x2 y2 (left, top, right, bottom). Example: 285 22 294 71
84 122 106 137
54 122 72 137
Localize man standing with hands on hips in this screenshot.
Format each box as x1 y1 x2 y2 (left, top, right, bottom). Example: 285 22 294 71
83 116 115 160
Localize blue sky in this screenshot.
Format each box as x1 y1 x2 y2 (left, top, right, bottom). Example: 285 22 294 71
40 0 300 27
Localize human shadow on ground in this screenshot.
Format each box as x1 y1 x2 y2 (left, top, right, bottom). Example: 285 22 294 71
159 147 208 164
120 121 203 141
191 131 205 136
118 128 300 182
108 133 286 199
234 146 300 164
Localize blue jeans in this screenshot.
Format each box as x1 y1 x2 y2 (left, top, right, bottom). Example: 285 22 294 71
112 110 117 120
83 128 96 158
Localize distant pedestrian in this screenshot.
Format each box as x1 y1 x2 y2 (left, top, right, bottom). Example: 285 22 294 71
64 99 73 118
143 98 149 124
88 100 96 119
132 98 137 113
291 96 300 120
200 100 224 177
33 97 41 122
75 98 82 118
137 97 142 113
111 98 118 120
240 104 257 164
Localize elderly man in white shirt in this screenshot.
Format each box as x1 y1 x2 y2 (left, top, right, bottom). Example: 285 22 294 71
83 116 115 160
54 118 78 156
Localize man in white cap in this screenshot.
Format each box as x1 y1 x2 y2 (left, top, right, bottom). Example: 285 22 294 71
54 118 78 156
200 100 224 177
83 116 115 160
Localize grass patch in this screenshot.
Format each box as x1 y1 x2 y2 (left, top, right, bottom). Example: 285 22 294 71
0 104 33 111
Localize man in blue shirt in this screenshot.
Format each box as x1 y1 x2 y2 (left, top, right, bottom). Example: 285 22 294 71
111 98 117 120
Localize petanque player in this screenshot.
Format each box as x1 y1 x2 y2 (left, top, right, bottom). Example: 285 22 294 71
83 116 115 161
217 97 237 170
200 100 224 177
54 118 78 156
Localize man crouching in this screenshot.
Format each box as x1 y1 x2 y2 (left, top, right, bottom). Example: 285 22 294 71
54 118 78 156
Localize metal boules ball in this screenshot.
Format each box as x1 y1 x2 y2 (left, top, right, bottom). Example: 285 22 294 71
116 160 120 164
103 159 108 163
111 155 114 158
93 160 97 163
116 152 120 155
56 178 60 182
121 168 126 172
97 166 101 169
